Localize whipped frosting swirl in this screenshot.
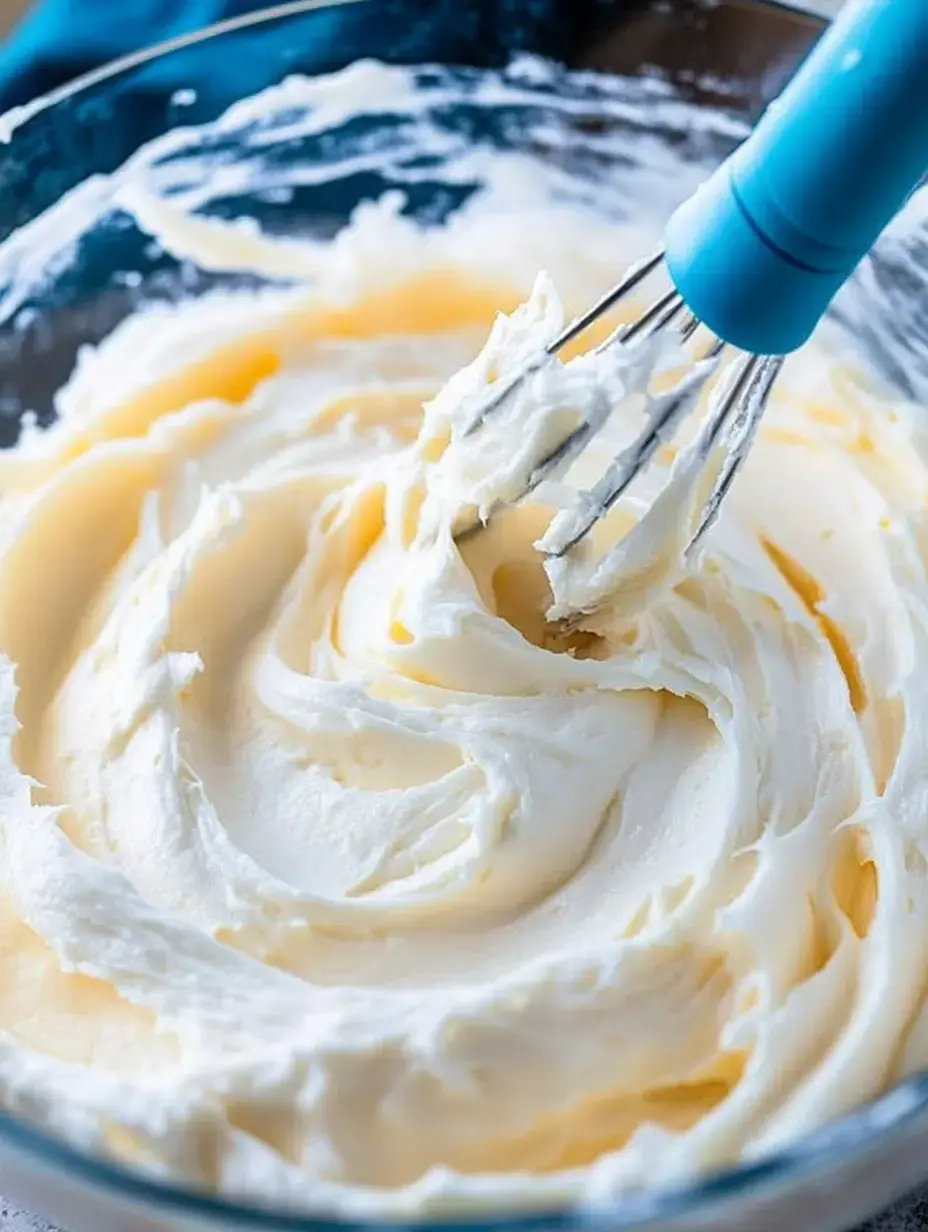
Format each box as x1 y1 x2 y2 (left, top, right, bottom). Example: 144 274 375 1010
0 59 925 1219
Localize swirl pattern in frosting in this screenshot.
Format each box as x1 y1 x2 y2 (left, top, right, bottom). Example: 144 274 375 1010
0 58 926 1219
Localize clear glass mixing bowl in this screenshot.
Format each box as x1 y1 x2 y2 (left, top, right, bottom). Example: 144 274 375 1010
1 2 928 1229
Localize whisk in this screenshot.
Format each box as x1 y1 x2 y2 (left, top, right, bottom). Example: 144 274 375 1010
464 0 928 559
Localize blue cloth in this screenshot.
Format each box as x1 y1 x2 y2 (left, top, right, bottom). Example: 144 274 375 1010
0 0 612 246
0 0 613 113
0 0 283 108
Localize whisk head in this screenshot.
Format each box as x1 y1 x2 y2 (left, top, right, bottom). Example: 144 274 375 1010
459 249 783 562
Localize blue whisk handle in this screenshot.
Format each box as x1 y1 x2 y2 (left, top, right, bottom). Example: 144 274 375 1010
665 0 928 354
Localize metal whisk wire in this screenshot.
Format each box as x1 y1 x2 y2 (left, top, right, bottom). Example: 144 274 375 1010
461 248 783 560
462 249 667 438
459 0 928 586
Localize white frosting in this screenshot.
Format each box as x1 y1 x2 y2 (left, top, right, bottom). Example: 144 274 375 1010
0 58 927 1219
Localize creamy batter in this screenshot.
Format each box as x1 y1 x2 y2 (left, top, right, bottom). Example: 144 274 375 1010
0 58 926 1217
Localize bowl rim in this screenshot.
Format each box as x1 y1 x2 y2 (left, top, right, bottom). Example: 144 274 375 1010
2 1073 928 1228
3 0 927 1228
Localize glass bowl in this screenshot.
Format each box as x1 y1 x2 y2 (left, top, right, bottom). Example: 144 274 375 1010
1 2 928 1230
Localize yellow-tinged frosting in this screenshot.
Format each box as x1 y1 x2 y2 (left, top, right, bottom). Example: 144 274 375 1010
0 58 926 1219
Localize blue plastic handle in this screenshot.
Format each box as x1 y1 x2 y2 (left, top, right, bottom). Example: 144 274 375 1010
665 0 928 355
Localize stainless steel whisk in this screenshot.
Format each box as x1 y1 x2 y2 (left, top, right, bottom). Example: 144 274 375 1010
463 0 928 560
463 250 783 557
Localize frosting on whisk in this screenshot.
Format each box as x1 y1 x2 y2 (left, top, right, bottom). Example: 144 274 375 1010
0 58 923 1218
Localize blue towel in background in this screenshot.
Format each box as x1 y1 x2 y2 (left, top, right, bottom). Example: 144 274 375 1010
0 0 610 112
0 0 615 437
0 0 610 243
0 1 286 108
